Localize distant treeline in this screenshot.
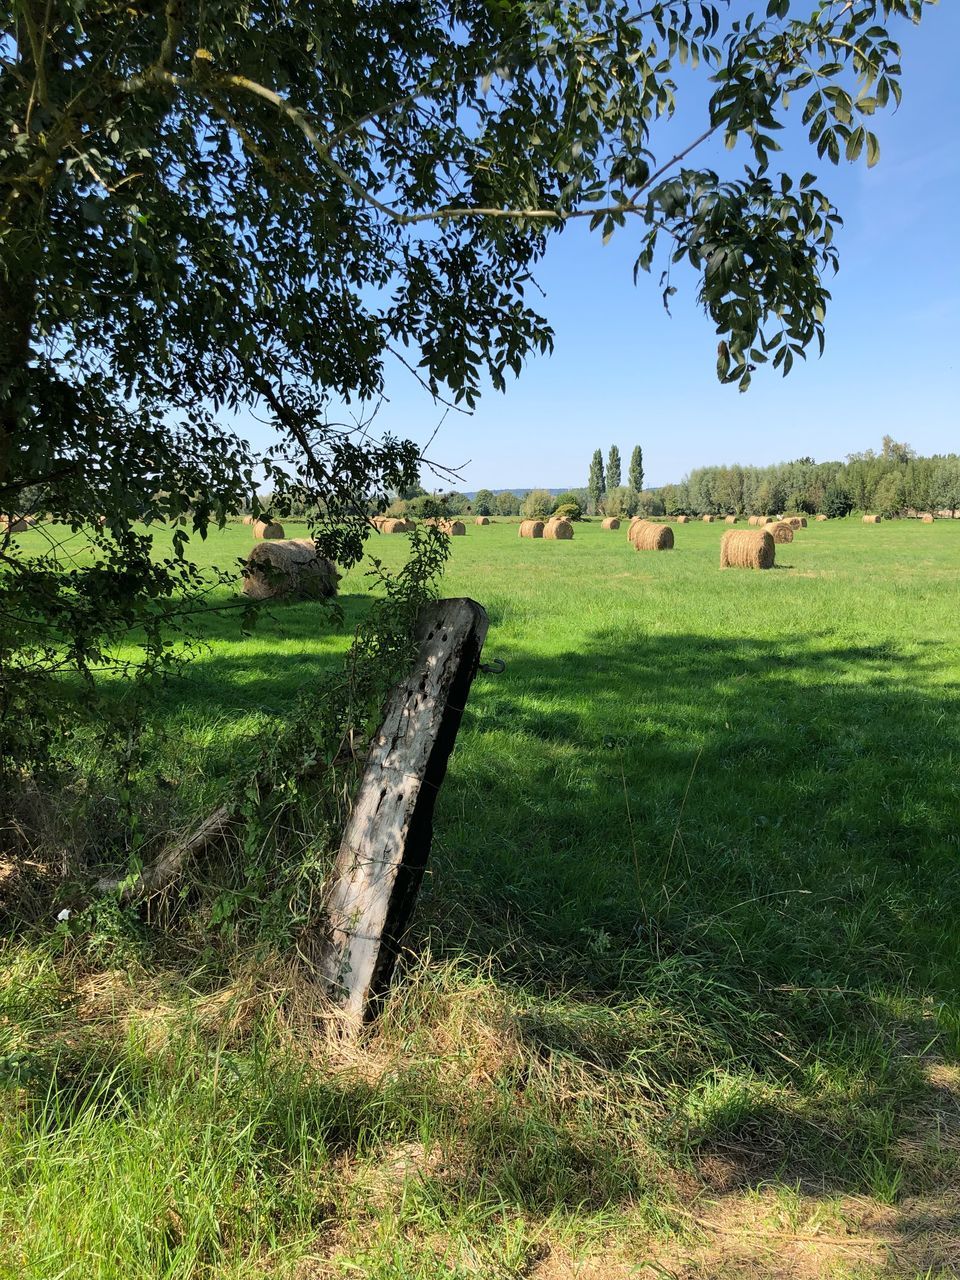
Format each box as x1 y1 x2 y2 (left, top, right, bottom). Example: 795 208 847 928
649 438 960 518
254 438 960 522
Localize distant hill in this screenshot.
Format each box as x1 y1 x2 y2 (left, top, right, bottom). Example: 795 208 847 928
463 488 570 499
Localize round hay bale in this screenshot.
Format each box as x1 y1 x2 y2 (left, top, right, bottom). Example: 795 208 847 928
786 517 807 529
475 516 490 525
676 515 690 524
862 514 882 524
747 516 760 526
519 519 544 539
242 539 339 601
701 515 716 523
241 515 255 526
720 529 775 570
921 513 935 523
630 521 674 551
439 519 465 535
724 515 738 524
380 517 411 533
768 521 795 544
601 517 621 530
543 517 574 540
254 518 284 540
815 514 828 521
1 515 32 533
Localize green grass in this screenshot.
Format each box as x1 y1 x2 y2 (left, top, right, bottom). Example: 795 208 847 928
2 516 960 1277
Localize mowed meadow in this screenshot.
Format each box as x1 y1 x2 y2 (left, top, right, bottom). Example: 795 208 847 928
2 516 960 1279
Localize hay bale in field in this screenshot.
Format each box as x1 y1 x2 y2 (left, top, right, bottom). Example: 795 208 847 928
768 521 794 544
380 517 412 533
440 519 465 535
242 539 339 601
747 516 760 526
862 514 882 524
543 517 574 540
253 518 284 540
720 529 775 570
475 516 490 525
518 519 544 539
921 514 935 523
724 515 738 524
1 514 32 533
701 515 716 523
676 515 690 524
241 515 255 526
601 517 621 530
786 517 808 529
815 514 828 522
630 520 674 551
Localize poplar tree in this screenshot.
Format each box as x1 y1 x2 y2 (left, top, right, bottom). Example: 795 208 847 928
588 450 606 514
630 447 645 495
607 446 622 491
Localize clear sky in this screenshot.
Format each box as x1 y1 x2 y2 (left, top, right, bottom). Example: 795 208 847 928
247 4 959 493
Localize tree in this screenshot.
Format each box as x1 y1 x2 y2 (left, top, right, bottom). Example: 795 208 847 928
605 486 639 518
881 435 916 464
629 446 645 495
473 489 496 516
0 0 932 759
588 451 606 514
607 446 622 491
521 489 554 519
635 489 665 518
495 491 521 517
755 475 787 517
822 481 854 519
873 470 906 518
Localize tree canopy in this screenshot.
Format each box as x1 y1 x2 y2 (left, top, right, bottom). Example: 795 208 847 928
0 0 934 757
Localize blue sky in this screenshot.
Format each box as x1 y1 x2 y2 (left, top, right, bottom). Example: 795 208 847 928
249 4 959 493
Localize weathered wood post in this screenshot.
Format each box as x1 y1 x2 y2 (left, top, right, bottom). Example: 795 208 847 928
318 597 489 1031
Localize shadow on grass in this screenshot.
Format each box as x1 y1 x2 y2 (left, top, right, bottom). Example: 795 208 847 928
404 628 960 1202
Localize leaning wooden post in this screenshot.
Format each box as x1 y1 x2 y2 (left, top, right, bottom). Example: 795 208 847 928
318 598 489 1031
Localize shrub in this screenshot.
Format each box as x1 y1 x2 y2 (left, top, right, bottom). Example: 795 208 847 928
521 488 554 519
552 501 582 521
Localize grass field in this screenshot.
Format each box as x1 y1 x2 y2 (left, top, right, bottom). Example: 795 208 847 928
2 516 960 1278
